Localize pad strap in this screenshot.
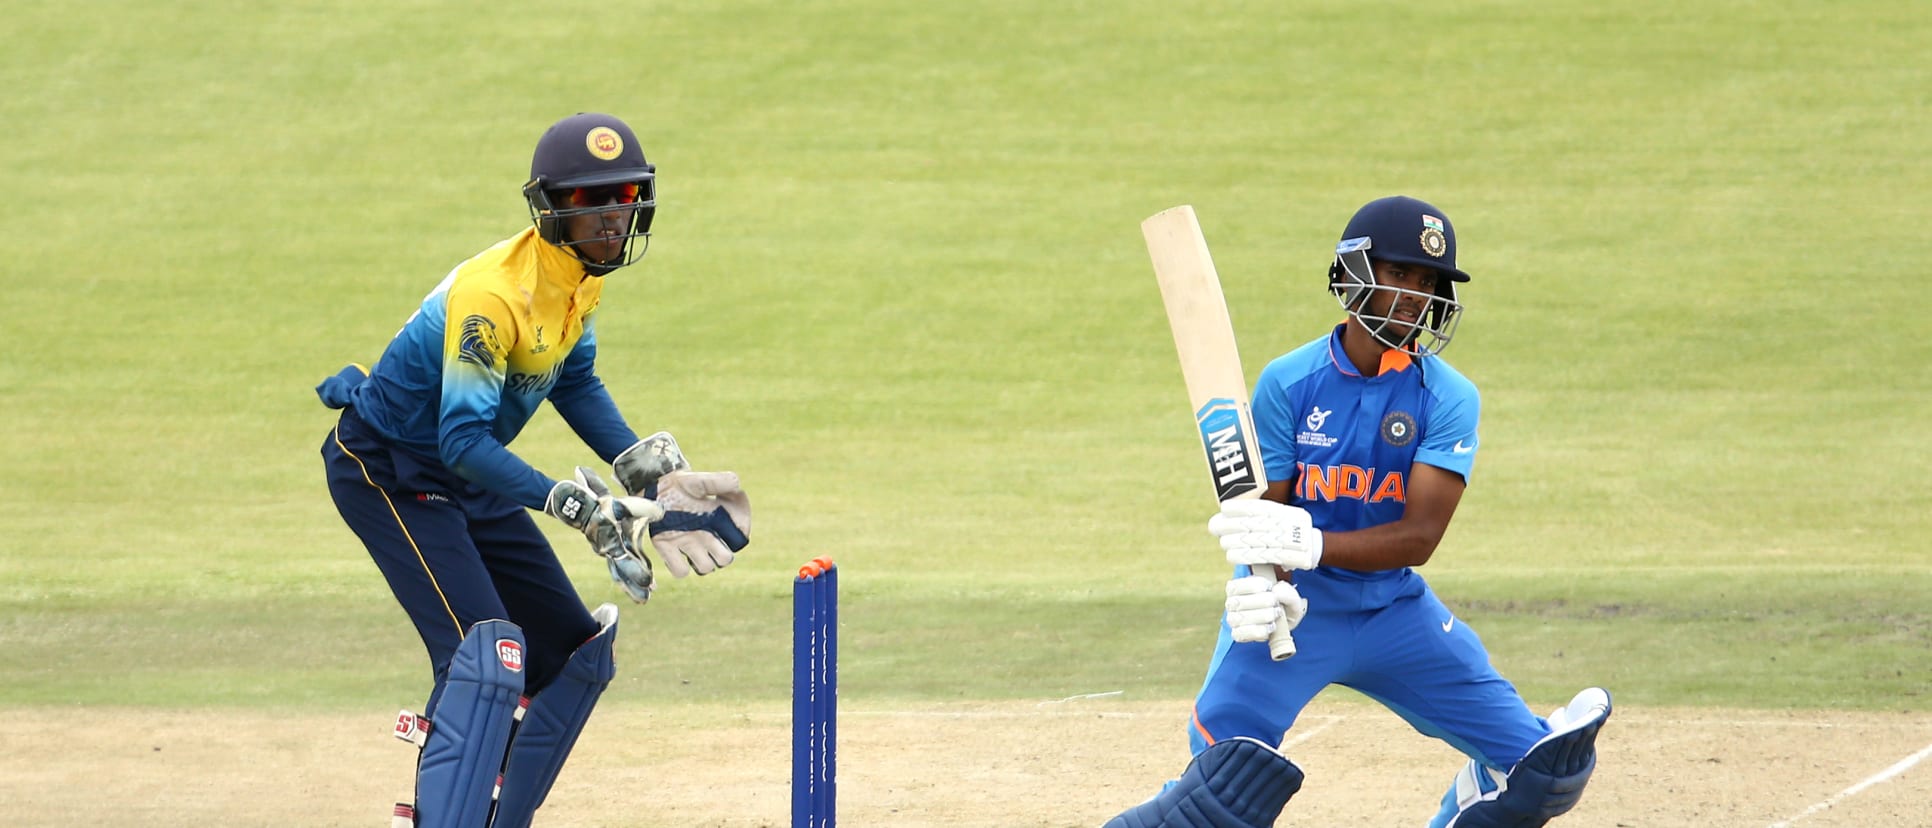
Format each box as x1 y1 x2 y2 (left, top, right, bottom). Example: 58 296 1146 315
413 619 526 828
490 604 620 828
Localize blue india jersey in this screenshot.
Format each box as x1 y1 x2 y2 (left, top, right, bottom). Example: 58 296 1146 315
1190 325 1549 774
1251 323 1479 608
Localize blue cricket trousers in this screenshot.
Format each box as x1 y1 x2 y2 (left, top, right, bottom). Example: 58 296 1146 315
322 407 597 714
1190 569 1548 772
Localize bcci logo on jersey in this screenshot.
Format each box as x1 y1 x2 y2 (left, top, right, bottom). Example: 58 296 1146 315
1196 397 1260 501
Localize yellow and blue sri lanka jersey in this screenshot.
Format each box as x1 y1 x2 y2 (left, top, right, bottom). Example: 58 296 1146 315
1250 323 1480 611
323 227 639 509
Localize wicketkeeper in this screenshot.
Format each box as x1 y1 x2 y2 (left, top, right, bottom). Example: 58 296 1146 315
317 112 751 827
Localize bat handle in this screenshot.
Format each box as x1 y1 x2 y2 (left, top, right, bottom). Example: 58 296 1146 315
1254 565 1297 660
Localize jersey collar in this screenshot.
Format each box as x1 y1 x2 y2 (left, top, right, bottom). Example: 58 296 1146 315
530 228 594 287
1325 322 1415 378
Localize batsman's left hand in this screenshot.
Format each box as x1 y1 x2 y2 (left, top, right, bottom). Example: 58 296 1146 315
1211 499 1324 571
1226 575 1308 645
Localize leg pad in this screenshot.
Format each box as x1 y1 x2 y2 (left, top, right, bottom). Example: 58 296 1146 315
1443 688 1612 828
1103 737 1305 828
412 619 526 828
490 604 620 828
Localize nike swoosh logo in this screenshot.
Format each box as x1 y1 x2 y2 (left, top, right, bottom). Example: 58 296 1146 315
1441 618 1455 633
1452 440 1475 453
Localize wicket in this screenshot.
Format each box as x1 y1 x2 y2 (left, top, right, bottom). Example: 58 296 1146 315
792 556 838 828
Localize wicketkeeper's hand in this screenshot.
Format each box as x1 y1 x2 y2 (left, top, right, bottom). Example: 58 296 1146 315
613 432 751 578
1211 499 1324 572
605 556 655 604
1225 575 1308 646
545 467 663 601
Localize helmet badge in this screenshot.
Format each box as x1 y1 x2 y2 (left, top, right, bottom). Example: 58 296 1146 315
586 126 623 161
1419 215 1447 258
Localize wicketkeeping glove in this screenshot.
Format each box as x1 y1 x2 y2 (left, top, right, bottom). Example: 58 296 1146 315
605 555 654 604
545 467 663 602
1210 499 1324 571
612 432 751 578
1225 575 1308 645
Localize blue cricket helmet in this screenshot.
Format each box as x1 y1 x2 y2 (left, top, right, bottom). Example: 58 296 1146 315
1338 195 1470 282
1328 195 1468 356
521 113 657 272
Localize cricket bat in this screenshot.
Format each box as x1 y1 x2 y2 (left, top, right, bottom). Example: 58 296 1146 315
1142 205 1295 660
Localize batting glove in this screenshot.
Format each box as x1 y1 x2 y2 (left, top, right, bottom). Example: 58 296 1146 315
613 432 751 578
1225 575 1308 645
546 467 663 600
1211 499 1324 571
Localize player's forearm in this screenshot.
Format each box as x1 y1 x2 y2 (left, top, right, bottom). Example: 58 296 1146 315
443 430 556 510
551 381 639 463
1302 520 1443 572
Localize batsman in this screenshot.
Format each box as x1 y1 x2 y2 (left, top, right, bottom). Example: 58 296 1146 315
316 112 751 827
1107 197 1611 828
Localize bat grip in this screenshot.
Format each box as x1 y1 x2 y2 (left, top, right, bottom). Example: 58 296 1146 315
1254 565 1297 660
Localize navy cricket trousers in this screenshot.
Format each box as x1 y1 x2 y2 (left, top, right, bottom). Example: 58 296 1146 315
321 408 597 714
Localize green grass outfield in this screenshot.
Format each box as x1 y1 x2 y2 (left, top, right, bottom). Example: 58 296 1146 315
1 0 1924 715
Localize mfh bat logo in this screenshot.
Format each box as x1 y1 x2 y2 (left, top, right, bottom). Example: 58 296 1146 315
1196 397 1259 501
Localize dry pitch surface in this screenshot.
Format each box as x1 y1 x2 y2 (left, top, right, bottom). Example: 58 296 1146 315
6 697 1928 827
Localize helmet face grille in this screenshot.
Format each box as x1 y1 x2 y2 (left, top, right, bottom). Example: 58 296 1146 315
523 176 656 272
1329 247 1463 357
523 114 657 272
1326 196 1470 357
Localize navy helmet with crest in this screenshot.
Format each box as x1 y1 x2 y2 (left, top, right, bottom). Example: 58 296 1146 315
522 113 657 273
1327 195 1469 356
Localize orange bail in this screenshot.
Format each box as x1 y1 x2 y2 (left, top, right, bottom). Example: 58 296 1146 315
798 556 836 579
